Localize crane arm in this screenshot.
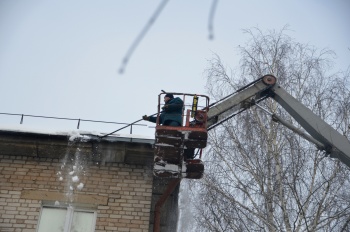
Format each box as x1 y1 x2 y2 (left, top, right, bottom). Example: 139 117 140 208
206 75 350 168
271 83 350 167
206 75 276 128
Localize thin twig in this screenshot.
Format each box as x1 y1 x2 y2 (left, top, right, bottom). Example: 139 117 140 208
118 0 169 74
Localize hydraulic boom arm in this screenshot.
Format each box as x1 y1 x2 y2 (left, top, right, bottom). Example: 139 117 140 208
207 75 350 168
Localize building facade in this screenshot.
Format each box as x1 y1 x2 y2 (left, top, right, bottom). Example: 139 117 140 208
0 129 179 232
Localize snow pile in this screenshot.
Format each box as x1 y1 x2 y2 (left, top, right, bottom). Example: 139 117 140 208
154 162 179 175
181 131 190 140
155 143 174 147
68 131 91 142
0 124 153 141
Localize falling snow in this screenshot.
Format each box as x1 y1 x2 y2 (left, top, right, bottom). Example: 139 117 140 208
72 176 79 182
77 183 84 190
68 131 81 141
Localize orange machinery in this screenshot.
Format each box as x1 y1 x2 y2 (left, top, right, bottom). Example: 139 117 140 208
153 93 209 179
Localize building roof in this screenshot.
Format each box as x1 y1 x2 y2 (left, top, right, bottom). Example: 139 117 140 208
0 125 155 165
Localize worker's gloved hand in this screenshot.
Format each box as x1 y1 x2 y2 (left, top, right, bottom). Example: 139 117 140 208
161 105 168 110
142 115 149 120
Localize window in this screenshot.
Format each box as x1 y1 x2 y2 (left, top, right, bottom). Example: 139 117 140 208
37 204 96 232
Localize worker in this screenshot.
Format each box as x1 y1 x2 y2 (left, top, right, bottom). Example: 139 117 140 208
142 93 183 126
143 93 196 160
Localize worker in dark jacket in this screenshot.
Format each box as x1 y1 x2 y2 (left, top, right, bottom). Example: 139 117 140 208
143 93 195 159
143 93 183 126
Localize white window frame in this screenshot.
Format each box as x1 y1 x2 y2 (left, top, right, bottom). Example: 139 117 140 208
37 202 97 232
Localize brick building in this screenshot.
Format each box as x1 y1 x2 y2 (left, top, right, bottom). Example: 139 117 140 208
0 129 179 232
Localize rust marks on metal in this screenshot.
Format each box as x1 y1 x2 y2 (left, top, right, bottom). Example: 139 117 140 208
154 125 207 179
155 136 182 147
154 146 181 164
184 159 204 179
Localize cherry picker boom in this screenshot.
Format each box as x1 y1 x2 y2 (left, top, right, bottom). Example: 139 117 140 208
153 75 350 179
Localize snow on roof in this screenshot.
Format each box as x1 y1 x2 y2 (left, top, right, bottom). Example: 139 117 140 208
0 124 154 141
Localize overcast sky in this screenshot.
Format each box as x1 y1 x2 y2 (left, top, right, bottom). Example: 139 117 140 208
1 0 349 137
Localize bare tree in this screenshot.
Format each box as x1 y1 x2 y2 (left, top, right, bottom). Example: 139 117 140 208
188 27 350 232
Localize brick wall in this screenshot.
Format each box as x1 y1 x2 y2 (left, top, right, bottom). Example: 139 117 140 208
0 154 154 232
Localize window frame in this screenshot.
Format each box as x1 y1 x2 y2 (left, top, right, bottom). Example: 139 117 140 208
36 202 97 232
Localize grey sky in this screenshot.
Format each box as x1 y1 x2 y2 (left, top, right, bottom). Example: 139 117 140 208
0 0 349 137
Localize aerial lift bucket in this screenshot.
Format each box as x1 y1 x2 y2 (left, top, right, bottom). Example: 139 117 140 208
153 93 209 179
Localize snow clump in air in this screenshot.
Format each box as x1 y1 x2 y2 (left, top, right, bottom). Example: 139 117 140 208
77 183 84 190
72 176 79 182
